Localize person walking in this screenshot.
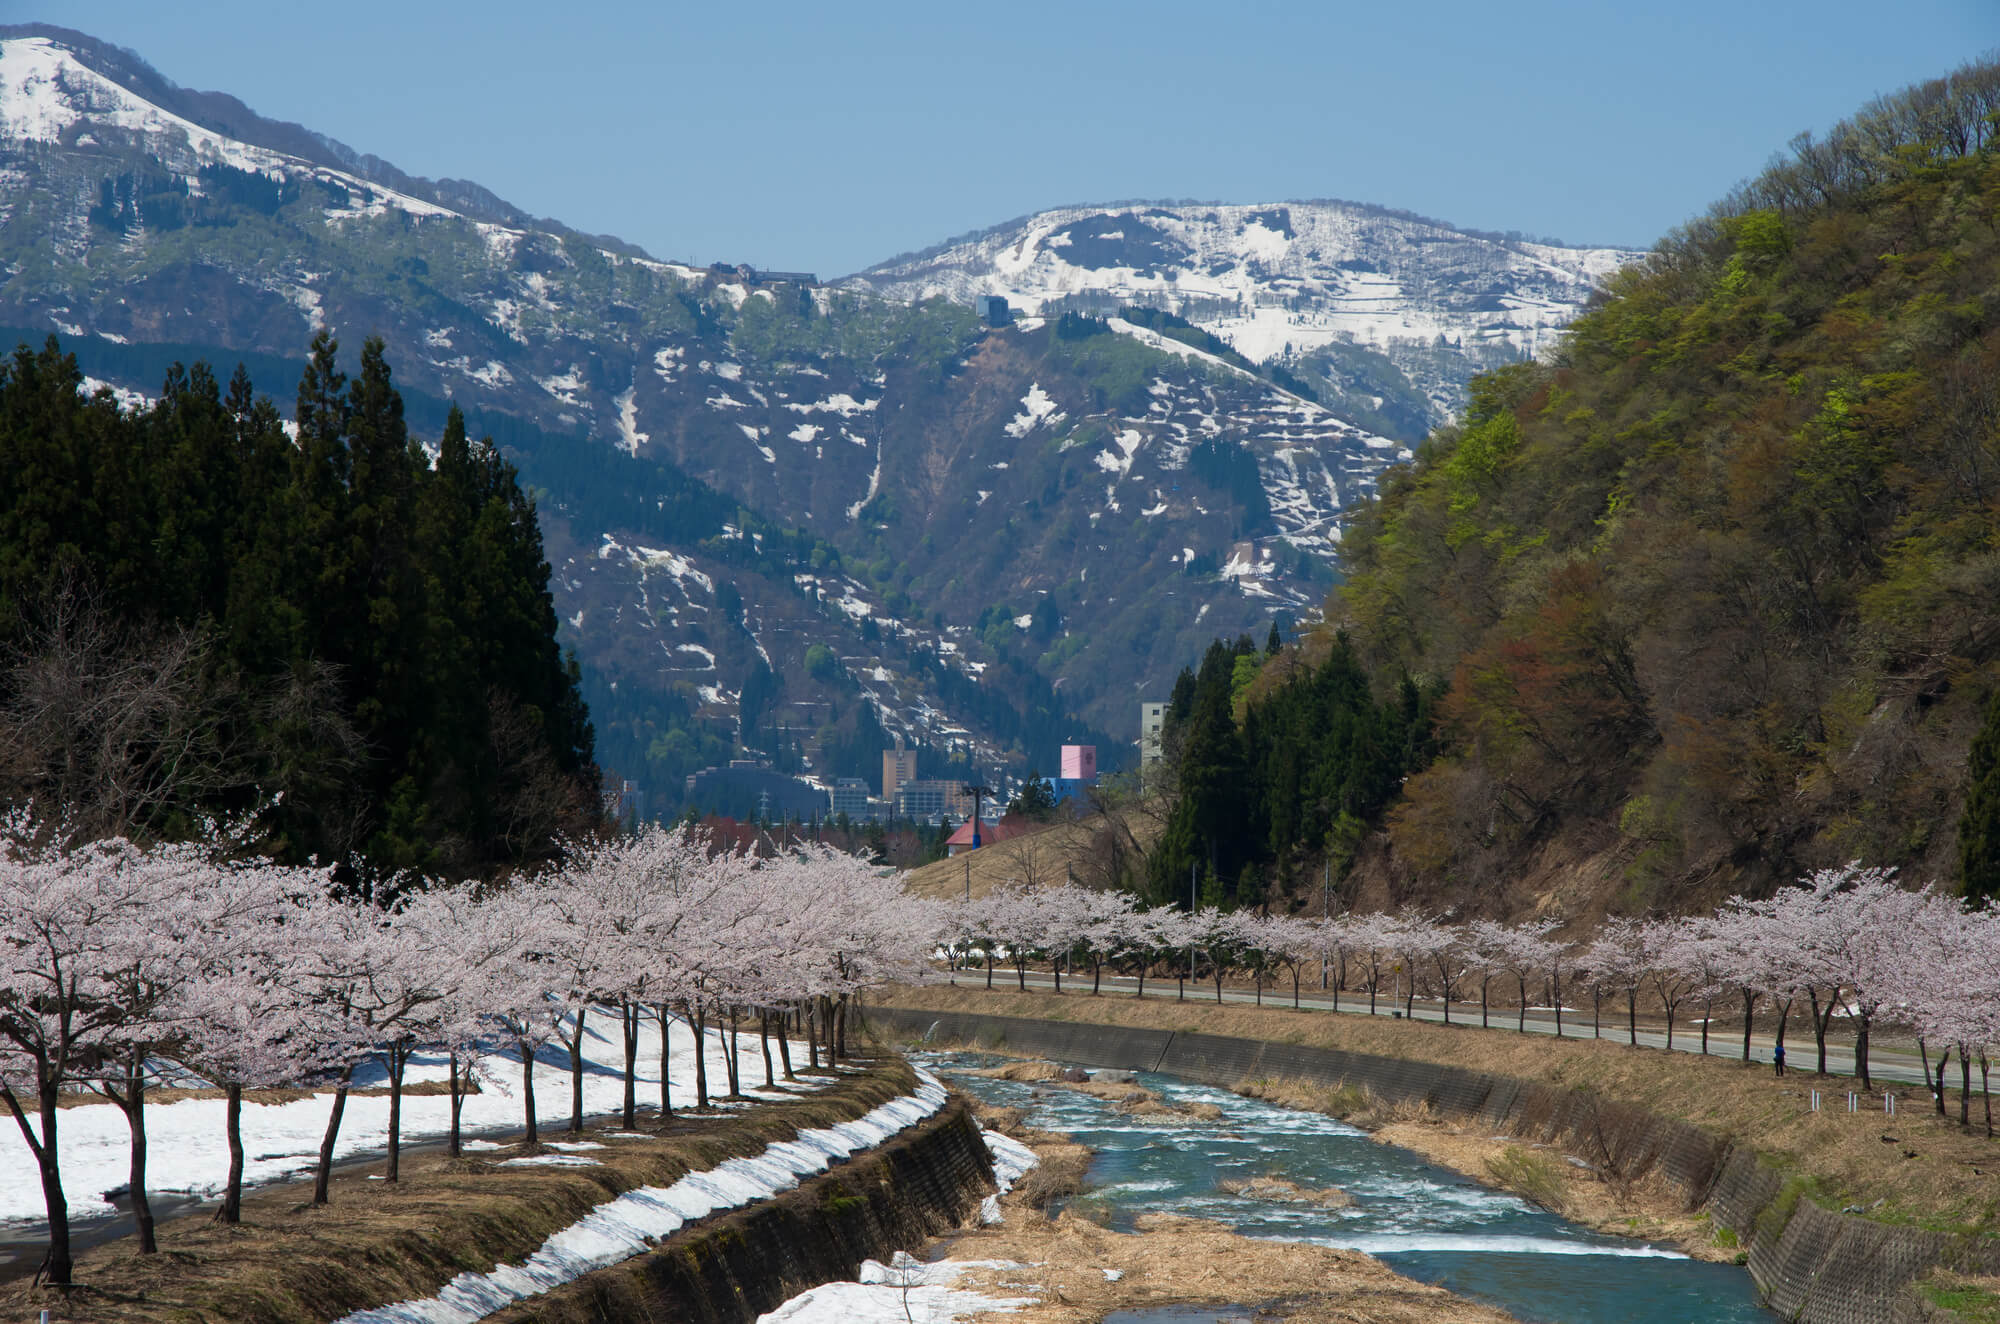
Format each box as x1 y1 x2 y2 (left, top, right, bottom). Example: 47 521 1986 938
1774 1042 1786 1076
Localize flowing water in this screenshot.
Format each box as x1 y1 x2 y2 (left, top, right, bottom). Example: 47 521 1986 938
925 1052 1767 1324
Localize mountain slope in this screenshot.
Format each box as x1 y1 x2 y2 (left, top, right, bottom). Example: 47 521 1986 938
0 29 1612 810
1319 58 2000 912
847 201 1639 439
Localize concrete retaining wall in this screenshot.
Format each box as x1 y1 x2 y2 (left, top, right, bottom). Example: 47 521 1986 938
875 1005 1984 1324
485 1097 995 1324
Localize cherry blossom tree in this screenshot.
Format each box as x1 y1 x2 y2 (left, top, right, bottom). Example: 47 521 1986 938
1582 917 1647 1043
0 819 176 1285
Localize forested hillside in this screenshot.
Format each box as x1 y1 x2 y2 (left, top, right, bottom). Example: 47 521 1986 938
0 333 599 882
1317 60 2000 912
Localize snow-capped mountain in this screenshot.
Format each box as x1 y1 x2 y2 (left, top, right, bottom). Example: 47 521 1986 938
0 26 1624 807
847 202 1640 431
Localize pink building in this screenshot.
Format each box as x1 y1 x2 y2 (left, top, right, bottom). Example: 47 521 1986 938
1060 744 1097 782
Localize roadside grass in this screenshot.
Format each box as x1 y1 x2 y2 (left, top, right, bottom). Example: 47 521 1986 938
2 1060 916 1323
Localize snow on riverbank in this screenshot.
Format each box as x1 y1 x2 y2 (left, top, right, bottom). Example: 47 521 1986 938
0 1008 812 1225
337 1070 951 1324
759 1253 1036 1324
761 1126 1044 1321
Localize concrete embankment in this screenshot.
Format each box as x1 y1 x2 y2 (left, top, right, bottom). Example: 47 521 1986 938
868 996 1997 1324
482 1096 996 1324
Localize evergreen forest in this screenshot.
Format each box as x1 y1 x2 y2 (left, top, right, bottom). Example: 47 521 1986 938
0 333 600 883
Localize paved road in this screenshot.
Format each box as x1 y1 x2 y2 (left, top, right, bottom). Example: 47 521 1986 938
949 968 1958 1098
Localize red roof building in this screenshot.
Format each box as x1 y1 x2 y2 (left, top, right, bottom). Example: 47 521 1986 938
944 817 1033 856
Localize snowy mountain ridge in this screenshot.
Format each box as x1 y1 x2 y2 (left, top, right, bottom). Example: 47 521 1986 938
0 27 1622 805
846 201 1642 427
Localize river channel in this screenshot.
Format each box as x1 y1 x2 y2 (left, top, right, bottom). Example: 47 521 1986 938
923 1051 1767 1324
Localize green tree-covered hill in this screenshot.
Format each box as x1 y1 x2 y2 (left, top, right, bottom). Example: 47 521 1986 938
1321 59 2000 910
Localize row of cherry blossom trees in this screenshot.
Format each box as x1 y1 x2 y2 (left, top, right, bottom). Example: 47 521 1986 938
946 865 1994 1122
0 816 941 1287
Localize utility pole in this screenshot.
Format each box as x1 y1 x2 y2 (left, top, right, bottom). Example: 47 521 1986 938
1183 861 1196 1001
961 781 994 850
1322 859 1331 990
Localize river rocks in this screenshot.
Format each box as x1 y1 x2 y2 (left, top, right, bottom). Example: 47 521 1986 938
1218 1176 1354 1208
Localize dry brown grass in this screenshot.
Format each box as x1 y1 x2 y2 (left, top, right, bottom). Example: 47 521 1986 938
1 1060 918 1323
967 1059 1066 1081
950 1208 1518 1323
898 807 1159 901
875 983 2000 1242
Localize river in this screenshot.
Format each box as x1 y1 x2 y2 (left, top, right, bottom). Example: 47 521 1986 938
924 1051 1767 1324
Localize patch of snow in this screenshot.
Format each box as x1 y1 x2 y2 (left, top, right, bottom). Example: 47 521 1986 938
614 385 648 456
337 1074 951 1324
1003 383 1062 438
784 393 878 417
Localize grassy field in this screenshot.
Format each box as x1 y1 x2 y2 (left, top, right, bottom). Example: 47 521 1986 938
898 806 1159 900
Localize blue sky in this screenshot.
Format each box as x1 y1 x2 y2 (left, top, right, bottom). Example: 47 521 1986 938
40 0 1999 274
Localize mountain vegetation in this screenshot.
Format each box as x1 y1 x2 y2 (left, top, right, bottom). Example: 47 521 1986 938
0 332 599 880
1317 58 2000 909
1141 59 2000 920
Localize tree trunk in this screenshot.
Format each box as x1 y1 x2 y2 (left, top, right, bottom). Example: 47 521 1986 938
759 1012 775 1089
1518 975 1530 1033
313 1064 355 1204
448 1051 465 1157
1593 986 1602 1039
2 1076 73 1287
219 1083 245 1223
1627 987 1639 1045
1807 989 1833 1076
1961 1049 1973 1128
657 1005 674 1118
1092 956 1103 996
568 1007 587 1133
693 1005 710 1107
1051 954 1061 994
1480 977 1489 1029
1294 969 1302 1010
1135 962 1145 998
1856 1015 1873 1090
1700 996 1712 1055
724 1007 743 1097
520 1038 544 1143
1741 988 1757 1063
518 1038 541 1144
1552 968 1564 1038
120 1051 156 1253
622 1002 640 1130
804 998 820 1070
1934 1045 1951 1117
834 995 848 1058
386 1042 406 1182
1983 1054 1993 1139
777 1010 796 1080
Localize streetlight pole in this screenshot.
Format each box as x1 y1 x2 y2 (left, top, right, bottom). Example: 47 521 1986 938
1183 861 1195 1001
1322 859 1330 990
